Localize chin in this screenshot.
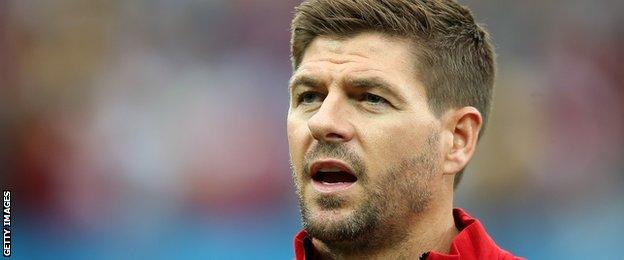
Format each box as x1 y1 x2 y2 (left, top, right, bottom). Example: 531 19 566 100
306 212 356 240
312 206 353 221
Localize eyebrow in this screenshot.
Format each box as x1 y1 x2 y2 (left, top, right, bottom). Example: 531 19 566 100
344 76 407 104
344 76 394 91
289 75 324 91
288 74 408 106
289 75 396 91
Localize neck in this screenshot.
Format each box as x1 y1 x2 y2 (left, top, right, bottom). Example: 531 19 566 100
312 195 458 259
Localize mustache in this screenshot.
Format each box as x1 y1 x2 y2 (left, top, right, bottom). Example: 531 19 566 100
302 142 367 181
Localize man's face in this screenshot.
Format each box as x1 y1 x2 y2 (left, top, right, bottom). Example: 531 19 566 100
287 32 444 245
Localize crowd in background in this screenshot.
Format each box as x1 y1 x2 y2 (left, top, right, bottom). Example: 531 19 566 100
1 1 622 259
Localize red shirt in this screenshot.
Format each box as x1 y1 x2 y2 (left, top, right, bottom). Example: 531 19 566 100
293 208 523 260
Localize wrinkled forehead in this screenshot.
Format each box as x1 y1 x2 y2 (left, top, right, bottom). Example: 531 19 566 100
310 34 386 56
293 32 416 78
292 33 421 90
300 33 414 67
289 33 431 107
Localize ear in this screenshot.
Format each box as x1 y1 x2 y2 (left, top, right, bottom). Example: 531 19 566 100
441 107 483 175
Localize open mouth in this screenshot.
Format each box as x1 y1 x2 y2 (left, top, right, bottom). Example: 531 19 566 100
313 170 358 183
310 160 357 193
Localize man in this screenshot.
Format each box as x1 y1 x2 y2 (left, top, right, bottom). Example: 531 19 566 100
287 0 522 259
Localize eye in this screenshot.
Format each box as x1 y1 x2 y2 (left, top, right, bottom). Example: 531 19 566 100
363 93 388 106
297 91 323 105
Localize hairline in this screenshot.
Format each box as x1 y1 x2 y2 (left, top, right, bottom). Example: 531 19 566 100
293 31 449 116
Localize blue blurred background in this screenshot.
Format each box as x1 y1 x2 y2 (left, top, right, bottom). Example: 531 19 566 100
1 0 623 259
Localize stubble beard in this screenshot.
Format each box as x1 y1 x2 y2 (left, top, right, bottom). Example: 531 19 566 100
291 133 440 252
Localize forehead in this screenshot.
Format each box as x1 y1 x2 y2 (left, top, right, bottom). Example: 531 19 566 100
295 32 417 83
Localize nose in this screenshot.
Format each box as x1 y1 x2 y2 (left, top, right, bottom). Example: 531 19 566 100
307 93 355 143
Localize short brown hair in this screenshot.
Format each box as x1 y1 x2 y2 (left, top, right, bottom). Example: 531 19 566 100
290 0 496 188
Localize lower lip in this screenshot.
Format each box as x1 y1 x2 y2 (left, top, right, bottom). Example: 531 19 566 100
312 180 355 193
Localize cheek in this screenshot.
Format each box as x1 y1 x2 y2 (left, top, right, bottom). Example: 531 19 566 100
362 120 432 170
287 117 311 169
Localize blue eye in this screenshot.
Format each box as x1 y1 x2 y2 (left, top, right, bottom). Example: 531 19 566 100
364 93 387 105
298 92 322 105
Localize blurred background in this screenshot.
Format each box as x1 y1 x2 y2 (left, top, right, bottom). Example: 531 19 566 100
1 0 622 259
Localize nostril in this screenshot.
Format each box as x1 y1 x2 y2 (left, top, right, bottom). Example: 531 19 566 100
326 133 344 140
307 110 354 142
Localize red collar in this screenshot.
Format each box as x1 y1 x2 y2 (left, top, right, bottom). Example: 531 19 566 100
293 208 522 260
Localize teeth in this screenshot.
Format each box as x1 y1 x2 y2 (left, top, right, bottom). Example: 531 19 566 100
318 167 342 173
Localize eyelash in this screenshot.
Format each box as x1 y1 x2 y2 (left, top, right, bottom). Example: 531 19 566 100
295 91 390 108
362 93 389 106
296 91 324 105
